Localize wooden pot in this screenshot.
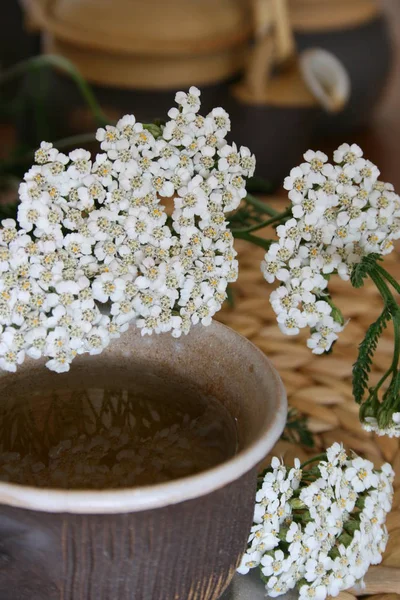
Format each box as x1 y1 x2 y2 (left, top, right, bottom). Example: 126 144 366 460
24 0 251 89
290 0 393 132
20 0 250 150
21 0 350 185
0 322 287 600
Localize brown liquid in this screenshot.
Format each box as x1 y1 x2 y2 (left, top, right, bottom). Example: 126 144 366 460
0 377 238 490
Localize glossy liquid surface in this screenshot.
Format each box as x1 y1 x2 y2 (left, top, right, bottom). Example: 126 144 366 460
0 378 238 489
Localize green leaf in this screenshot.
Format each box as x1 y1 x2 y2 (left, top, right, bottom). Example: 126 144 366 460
352 305 392 403
350 253 382 288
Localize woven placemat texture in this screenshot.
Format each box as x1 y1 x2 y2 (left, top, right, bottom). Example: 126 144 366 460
216 218 400 599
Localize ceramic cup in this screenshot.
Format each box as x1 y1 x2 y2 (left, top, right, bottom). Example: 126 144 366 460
0 321 287 600
295 14 392 133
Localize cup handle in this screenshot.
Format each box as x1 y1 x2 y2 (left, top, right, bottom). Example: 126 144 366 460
299 47 351 113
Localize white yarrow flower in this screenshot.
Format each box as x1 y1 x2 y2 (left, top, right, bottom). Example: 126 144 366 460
261 144 399 376
0 87 251 373
237 445 393 599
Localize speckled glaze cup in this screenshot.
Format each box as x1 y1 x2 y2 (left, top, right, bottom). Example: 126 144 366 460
0 322 287 600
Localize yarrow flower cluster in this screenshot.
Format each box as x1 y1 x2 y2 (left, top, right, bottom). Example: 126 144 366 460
0 87 255 373
262 144 400 354
237 443 394 599
363 411 400 438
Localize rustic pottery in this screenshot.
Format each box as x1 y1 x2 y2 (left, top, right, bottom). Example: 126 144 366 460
228 0 349 185
221 570 298 600
23 0 251 89
22 0 348 184
20 0 249 150
0 321 287 600
290 0 393 132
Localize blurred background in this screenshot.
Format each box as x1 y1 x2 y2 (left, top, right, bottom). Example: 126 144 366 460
0 0 399 209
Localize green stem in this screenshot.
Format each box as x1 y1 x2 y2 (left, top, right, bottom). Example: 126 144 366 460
369 269 399 382
371 366 393 398
0 55 108 127
245 193 280 216
368 268 395 305
47 132 98 151
231 207 292 234
366 267 400 411
300 453 327 469
390 313 400 375
232 230 274 251
375 263 400 294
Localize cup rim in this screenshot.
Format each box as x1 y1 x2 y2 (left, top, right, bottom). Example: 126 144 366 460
0 322 287 514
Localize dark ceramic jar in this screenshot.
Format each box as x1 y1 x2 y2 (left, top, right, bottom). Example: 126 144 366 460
227 48 349 186
0 322 287 600
228 94 320 188
291 0 393 133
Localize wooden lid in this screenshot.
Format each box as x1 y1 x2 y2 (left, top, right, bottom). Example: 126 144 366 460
289 0 380 32
29 0 252 55
45 35 249 88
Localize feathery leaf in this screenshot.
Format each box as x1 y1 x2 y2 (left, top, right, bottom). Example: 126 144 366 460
352 305 392 403
350 253 382 288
